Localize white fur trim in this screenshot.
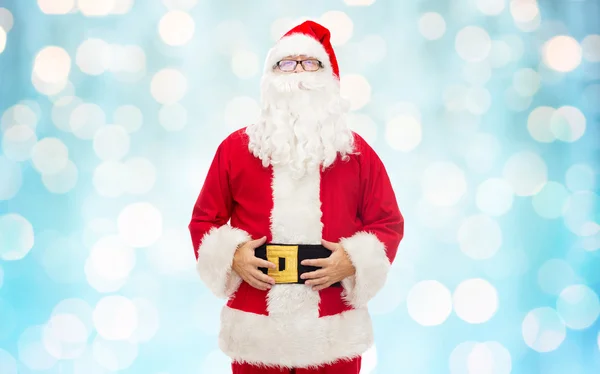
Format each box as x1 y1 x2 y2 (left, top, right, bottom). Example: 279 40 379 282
264 33 335 77
340 232 390 309
218 305 373 368
196 225 251 299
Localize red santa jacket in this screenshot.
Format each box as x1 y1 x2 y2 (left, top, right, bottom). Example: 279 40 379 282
188 128 404 368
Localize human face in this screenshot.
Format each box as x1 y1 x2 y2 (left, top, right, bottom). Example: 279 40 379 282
273 55 323 74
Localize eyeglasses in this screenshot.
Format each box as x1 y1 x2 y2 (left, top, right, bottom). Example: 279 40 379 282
275 59 323 72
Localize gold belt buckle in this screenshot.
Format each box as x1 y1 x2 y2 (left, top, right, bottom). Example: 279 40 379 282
266 245 298 284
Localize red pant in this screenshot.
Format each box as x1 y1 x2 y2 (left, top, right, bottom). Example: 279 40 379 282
231 357 361 374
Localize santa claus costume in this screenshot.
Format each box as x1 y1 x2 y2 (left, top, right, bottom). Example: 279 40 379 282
189 20 404 374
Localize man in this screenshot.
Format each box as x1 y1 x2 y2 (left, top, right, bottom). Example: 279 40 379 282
188 20 404 374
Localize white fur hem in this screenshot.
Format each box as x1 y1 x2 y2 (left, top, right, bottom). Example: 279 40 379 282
264 33 333 76
196 225 251 299
340 232 390 309
218 305 373 368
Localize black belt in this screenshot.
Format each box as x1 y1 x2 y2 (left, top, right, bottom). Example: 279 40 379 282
255 243 341 287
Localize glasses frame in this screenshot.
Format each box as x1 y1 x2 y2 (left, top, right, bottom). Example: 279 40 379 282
274 59 324 72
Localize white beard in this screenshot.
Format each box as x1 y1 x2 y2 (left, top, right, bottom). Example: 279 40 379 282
246 70 355 180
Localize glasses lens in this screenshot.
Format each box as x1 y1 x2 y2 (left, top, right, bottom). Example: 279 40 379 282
302 60 320 71
278 60 296 71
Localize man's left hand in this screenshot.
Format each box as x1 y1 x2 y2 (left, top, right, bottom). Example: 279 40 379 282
300 239 356 291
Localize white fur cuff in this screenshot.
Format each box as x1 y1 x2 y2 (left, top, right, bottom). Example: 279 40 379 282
340 232 391 309
196 225 251 299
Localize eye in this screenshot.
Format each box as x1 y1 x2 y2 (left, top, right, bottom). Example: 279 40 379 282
278 60 296 70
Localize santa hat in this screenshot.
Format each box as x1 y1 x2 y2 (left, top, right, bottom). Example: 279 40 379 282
264 20 340 80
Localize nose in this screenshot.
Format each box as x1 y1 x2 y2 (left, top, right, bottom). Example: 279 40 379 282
293 62 303 73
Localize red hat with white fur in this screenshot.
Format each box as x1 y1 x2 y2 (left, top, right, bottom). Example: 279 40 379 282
264 20 340 80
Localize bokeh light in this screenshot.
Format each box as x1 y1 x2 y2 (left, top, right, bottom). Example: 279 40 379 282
319 11 353 46
522 307 566 352
458 214 502 259
455 26 492 62
0 213 34 261
556 285 600 330
42 159 78 193
117 202 163 248
2 124 37 161
543 35 582 72
538 259 579 295
453 278 499 324
31 137 69 175
340 74 371 110
503 151 547 196
0 348 17 374
476 178 514 216
419 12 446 40
407 280 453 326
532 181 569 219
566 164 595 192
158 10 195 46
385 115 422 152
150 68 188 104
0 7 14 32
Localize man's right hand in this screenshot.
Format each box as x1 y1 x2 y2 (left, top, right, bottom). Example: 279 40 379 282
232 236 277 291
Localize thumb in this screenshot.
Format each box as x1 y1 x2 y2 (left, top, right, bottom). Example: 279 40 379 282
250 236 267 248
321 238 338 251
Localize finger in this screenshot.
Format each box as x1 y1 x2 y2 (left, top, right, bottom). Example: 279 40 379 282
312 282 332 291
248 276 272 291
251 269 276 285
301 258 328 267
321 239 338 251
300 269 327 280
249 236 267 248
305 276 329 287
252 257 277 269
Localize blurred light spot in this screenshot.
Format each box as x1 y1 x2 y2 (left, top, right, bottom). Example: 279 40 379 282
42 313 88 359
72 349 108 374
510 0 539 22
18 325 58 370
82 218 116 248
151 68 187 104
0 156 22 200
224 96 260 129
386 101 421 122
231 49 259 79
582 233 600 252
476 178 514 216
124 157 157 195
458 214 502 259
159 10 195 46
0 348 16 374
557 284 600 329
33 46 71 84
443 84 468 111
0 8 14 32
464 133 501 173
465 87 491 114
566 164 595 192
450 341 477 374
418 12 446 40
527 106 556 143
543 36 582 72
489 40 512 68
85 256 127 292
538 259 578 295
360 35 387 63
0 26 5 54
514 13 541 32
200 350 232 374
70 102 106 139
40 235 85 283
422 162 467 206
0 213 34 261
93 296 138 340
32 70 69 96
118 202 163 248
503 151 547 196
476 0 505 15
582 34 600 62
385 115 421 152
52 96 82 132
38 0 75 14
2 125 37 161
1 103 38 132
462 61 492 85
42 159 78 193
114 105 143 133
319 11 353 46
344 0 375 5
111 0 134 14
89 235 135 282
407 280 452 326
52 299 94 335
215 20 249 55
78 0 115 16
416 199 461 230
163 0 198 10
340 74 371 110
467 342 512 374
148 228 195 275
522 307 566 352
369 265 415 315
76 38 111 75
93 125 130 161
92 336 138 371
563 191 599 236
513 68 540 96
93 161 127 197
346 113 377 147
130 298 159 343
455 26 491 62
532 181 569 219
122 271 163 302
453 278 498 324
32 137 69 174
110 44 146 76
270 17 295 41
156 103 186 133
550 106 586 142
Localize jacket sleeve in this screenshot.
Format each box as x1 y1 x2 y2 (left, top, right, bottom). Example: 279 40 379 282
188 138 251 299
340 140 404 309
